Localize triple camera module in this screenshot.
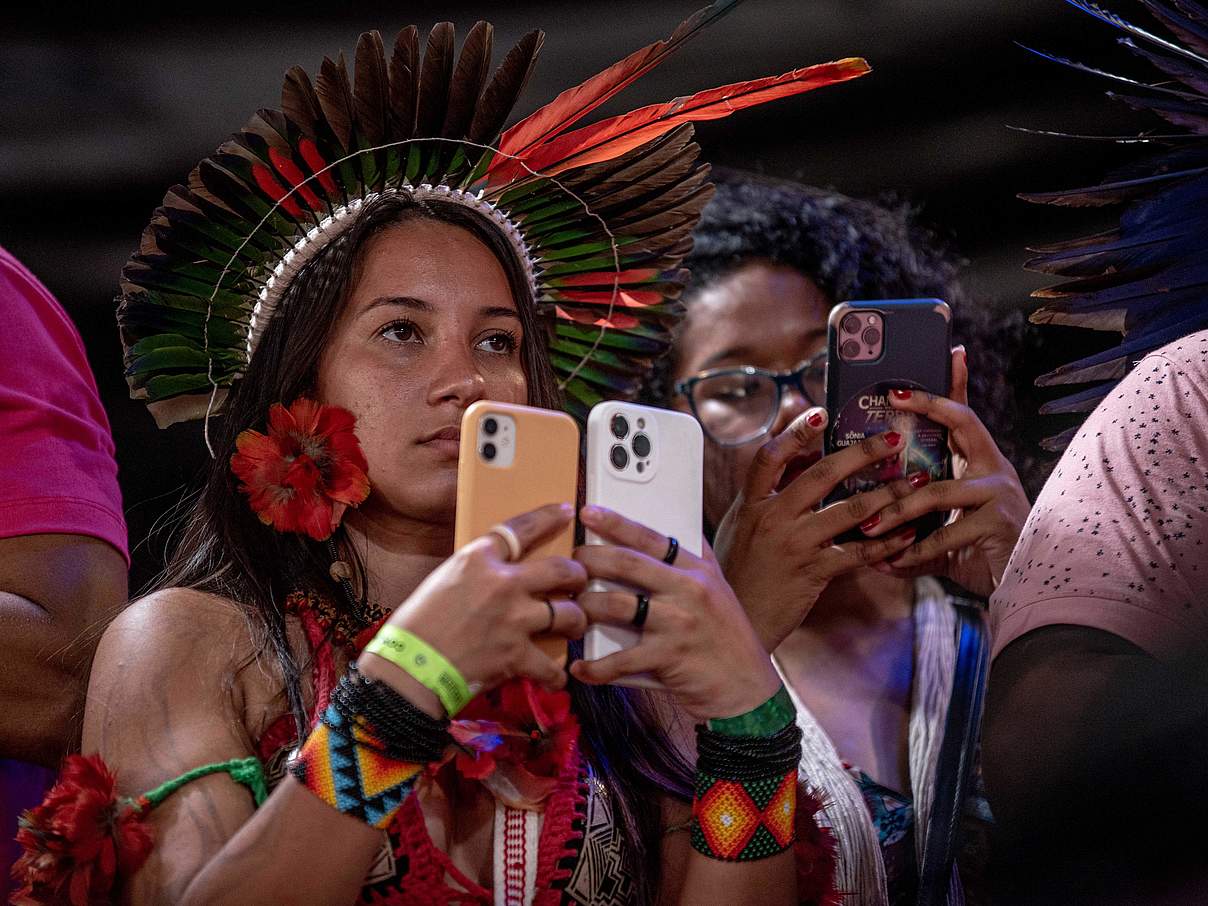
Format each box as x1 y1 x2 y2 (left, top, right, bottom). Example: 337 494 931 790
838 310 884 362
609 412 653 474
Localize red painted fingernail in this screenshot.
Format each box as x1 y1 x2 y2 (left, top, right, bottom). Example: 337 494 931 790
908 471 930 489
860 514 880 533
892 389 912 400
807 411 825 428
884 431 902 447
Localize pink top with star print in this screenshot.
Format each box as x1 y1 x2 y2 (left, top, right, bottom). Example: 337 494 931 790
990 330 1208 664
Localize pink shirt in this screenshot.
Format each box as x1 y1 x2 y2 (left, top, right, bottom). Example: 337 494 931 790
0 247 128 900
0 246 126 560
990 331 1208 664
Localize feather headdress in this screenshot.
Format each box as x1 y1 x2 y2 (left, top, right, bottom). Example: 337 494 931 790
1020 0 1208 449
117 2 870 429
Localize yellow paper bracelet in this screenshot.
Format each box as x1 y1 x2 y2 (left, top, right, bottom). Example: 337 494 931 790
363 625 473 716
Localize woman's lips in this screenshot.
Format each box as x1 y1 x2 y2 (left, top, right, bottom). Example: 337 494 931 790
419 427 460 458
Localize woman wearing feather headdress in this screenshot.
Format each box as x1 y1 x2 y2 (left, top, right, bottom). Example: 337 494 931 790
982 2 1208 903
11 6 871 905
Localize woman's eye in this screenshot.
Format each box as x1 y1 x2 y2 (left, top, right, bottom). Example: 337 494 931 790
381 321 419 344
478 332 518 354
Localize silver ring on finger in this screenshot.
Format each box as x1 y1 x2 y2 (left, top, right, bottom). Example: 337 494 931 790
662 535 679 565
631 593 651 628
487 522 523 562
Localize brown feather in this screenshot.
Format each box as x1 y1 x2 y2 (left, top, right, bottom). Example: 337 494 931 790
316 52 356 152
388 25 420 141
416 22 455 139
244 109 292 149
354 31 389 147
469 29 544 145
281 65 323 139
443 21 493 139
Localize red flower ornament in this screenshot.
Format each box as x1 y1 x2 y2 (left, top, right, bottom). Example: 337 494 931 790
230 398 370 541
449 679 579 810
10 755 154 906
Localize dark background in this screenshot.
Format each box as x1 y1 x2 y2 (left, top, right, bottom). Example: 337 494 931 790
1 1 1152 588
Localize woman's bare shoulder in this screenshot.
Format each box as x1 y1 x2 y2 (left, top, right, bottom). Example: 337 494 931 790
84 588 279 760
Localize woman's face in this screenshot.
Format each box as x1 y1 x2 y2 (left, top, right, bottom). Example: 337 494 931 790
316 219 527 524
671 261 831 528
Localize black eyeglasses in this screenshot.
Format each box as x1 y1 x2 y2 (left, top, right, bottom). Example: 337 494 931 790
674 351 827 447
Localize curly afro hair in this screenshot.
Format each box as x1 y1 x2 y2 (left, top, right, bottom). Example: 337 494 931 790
643 169 1051 497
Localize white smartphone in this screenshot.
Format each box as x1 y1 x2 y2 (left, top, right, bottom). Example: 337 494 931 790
582 401 703 687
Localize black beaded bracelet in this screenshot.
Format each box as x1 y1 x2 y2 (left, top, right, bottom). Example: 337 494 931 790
322 663 451 764
695 722 803 781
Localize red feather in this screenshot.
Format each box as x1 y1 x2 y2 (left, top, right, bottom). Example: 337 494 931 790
268 148 322 211
497 0 744 160
298 139 338 198
490 58 870 182
252 164 305 219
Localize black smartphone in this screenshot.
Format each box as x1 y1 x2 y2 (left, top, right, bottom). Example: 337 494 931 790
823 299 952 544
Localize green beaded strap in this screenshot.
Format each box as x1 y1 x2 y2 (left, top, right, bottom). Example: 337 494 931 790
139 756 268 811
706 685 795 738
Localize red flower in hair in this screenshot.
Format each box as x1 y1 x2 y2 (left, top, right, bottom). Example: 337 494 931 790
449 679 579 809
230 398 370 541
11 755 154 906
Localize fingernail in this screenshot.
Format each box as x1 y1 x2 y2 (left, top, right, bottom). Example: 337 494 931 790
860 514 881 533
580 505 602 522
891 389 912 400
953 344 967 358
807 409 825 428
908 471 930 489
884 431 902 447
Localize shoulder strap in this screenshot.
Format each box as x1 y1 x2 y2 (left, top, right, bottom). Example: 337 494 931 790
916 600 989 906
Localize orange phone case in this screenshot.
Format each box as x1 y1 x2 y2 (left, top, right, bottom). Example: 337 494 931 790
454 401 580 661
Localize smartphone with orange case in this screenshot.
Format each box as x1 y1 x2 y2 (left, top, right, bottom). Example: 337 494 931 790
454 401 580 662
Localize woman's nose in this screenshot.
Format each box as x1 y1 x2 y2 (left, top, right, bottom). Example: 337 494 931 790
426 347 487 407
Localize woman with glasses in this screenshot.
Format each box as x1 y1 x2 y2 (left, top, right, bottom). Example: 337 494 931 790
646 170 1031 906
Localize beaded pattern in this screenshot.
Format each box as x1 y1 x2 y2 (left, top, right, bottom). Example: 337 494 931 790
691 771 797 861
291 704 424 829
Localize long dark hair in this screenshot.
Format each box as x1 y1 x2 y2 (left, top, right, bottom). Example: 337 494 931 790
160 192 690 903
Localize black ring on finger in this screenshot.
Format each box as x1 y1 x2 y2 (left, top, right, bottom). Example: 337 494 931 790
631 593 651 628
662 535 679 565
543 599 556 633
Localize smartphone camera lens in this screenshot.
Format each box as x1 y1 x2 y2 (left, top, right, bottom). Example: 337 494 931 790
862 327 881 346
610 444 629 470
482 442 497 461
840 339 861 359
842 313 862 334
610 413 629 439
483 417 498 436
632 433 651 458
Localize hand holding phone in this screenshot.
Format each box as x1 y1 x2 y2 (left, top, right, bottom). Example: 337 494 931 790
580 402 702 687
824 299 953 543
454 401 581 662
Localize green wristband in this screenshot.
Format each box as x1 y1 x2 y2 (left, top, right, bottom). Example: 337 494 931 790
364 625 473 717
706 685 795 738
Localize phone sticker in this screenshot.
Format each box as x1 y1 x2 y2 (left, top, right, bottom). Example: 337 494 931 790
830 380 947 495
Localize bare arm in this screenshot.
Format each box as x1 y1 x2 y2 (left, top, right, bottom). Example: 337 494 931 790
1 533 127 765
83 590 383 906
